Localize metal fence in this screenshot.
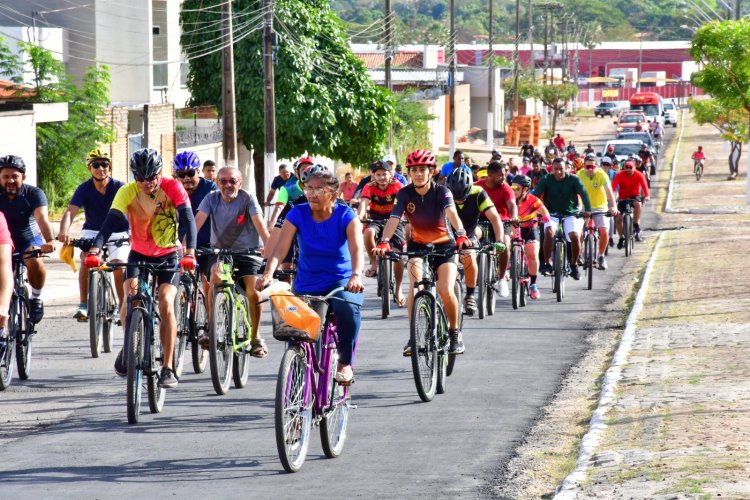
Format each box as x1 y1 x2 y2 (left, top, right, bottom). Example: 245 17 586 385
576 84 704 107
176 122 223 148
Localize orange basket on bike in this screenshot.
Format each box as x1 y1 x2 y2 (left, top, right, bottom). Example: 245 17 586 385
269 290 323 342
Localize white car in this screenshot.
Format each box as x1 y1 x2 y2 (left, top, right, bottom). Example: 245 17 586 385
599 139 646 163
663 101 678 127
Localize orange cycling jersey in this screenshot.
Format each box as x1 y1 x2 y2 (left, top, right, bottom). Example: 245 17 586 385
517 193 544 227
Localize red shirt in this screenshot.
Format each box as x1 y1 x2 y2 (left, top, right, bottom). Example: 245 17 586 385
692 151 706 160
612 170 650 199
361 179 403 220
553 135 566 149
0 212 13 251
475 179 515 220
517 194 544 228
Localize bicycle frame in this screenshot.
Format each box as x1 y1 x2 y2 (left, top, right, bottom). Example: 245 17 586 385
213 252 257 353
123 266 160 373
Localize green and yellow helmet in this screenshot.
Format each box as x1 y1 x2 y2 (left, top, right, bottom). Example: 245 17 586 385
87 148 110 165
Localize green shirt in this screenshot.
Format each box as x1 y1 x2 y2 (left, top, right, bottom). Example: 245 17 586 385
532 173 591 216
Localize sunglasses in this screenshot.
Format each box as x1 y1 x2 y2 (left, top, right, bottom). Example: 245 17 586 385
219 178 238 186
624 166 634 170
135 174 158 183
90 162 110 169
585 165 597 170
511 185 524 191
303 187 333 197
176 170 197 179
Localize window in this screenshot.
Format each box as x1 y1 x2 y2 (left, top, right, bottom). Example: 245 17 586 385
180 61 189 88
153 62 168 89
153 26 160 35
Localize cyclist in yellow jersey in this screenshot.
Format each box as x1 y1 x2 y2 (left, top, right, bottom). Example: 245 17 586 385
577 154 618 269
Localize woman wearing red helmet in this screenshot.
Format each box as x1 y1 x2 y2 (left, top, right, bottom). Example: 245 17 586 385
373 149 472 355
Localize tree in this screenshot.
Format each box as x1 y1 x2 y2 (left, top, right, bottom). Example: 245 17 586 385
691 18 750 178
691 99 747 178
518 80 578 134
14 42 114 210
391 90 435 163
181 0 393 199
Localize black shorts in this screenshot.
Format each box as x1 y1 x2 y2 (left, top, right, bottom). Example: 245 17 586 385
207 253 263 283
520 226 540 243
126 250 180 287
617 198 641 213
407 241 457 269
195 248 213 281
367 219 405 250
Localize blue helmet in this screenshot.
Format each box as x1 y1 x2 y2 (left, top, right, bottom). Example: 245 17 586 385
173 151 201 171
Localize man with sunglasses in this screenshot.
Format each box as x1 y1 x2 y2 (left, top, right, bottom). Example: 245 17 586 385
577 154 618 270
58 149 130 321
611 159 650 246
85 148 197 389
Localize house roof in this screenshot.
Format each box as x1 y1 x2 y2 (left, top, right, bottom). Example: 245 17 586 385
367 69 464 84
0 80 34 100
355 51 424 69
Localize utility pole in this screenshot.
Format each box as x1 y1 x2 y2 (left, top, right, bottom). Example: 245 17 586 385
543 9 549 85
385 0 394 152
263 0 276 203
488 0 495 148
735 0 740 19
527 0 534 72
221 0 238 168
449 0 456 156
513 0 520 116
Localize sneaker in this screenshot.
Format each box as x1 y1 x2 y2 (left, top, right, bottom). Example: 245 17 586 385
570 266 581 281
73 306 88 322
608 238 615 248
635 230 642 242
498 280 510 297
449 330 465 354
540 262 553 276
114 349 127 377
617 238 624 249
529 284 541 299
463 295 477 316
158 367 178 389
29 298 44 324
198 334 210 351
403 343 412 357
597 256 608 270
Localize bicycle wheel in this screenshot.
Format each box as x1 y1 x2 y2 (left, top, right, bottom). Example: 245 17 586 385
409 293 437 402
624 215 633 257
554 240 565 302
191 288 209 374
15 297 31 380
486 254 497 316
379 257 391 319
232 295 251 389
102 275 116 354
209 291 233 395
510 245 521 310
147 319 166 414
88 271 103 358
173 283 189 378
436 306 449 394
275 346 312 473
476 252 486 319
695 163 702 181
520 254 529 308
0 296 19 390
454 275 464 331
586 235 595 290
320 342 350 458
126 309 145 424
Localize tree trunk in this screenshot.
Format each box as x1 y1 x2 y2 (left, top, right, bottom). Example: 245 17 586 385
252 149 265 203
550 105 559 135
730 141 741 177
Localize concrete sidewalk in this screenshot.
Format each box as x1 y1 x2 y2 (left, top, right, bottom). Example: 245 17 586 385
557 112 750 497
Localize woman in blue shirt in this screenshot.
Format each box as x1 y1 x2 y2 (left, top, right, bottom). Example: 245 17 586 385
257 167 365 385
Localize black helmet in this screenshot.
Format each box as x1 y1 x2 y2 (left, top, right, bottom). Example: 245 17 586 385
130 148 163 179
370 160 391 173
0 155 26 173
511 174 531 188
446 167 472 201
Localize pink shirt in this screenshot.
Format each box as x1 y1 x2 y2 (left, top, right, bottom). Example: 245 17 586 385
0 212 13 251
341 180 358 201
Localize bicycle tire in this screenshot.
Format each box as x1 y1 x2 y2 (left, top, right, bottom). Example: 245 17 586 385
275 346 312 472
511 245 521 310
320 344 350 458
520 254 529 308
486 253 497 316
409 292 437 402
191 288 208 374
173 283 189 378
102 275 116 354
15 297 31 380
88 271 103 358
232 295 251 389
554 240 565 302
586 235 595 291
454 275 464 331
624 214 632 257
126 309 145 424
379 257 390 319
476 252 486 319
147 316 166 415
695 163 702 181
436 305 449 394
0 296 19 390
209 291 233 395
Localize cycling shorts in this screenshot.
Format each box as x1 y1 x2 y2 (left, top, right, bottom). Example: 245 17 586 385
207 253 263 285
590 214 609 229
617 198 642 213
520 226 540 243
544 216 583 243
406 241 457 269
126 250 180 287
367 219 405 250
80 229 130 262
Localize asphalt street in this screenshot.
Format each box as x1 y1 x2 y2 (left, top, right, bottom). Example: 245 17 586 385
0 119 668 499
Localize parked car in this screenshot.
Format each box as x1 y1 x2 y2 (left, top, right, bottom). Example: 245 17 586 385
594 102 620 118
616 131 654 150
598 139 646 163
663 101 678 127
614 112 648 133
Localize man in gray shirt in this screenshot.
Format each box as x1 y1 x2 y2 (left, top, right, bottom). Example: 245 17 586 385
195 167 271 357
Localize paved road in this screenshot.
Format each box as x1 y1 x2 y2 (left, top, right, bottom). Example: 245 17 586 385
0 120 668 498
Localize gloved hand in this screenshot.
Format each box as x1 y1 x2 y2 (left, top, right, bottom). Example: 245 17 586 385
456 235 472 249
376 241 391 253
84 253 102 268
541 215 550 223
180 254 197 271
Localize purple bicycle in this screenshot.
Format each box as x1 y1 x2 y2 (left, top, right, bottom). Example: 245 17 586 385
267 285 357 473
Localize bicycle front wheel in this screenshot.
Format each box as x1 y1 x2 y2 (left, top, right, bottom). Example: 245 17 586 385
624 215 633 257
320 343 350 458
379 257 391 319
585 235 595 290
510 245 521 310
173 283 189 378
102 275 116 354
232 295 251 389
147 319 166 414
209 291 233 395
486 254 497 316
554 240 565 302
0 296 19 390
275 346 312 473
15 297 32 380
88 271 103 358
191 288 208 374
476 252 486 319
436 305 449 394
410 293 437 402
126 309 146 424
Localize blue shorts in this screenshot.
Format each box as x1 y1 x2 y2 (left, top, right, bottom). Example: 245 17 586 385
17 234 43 253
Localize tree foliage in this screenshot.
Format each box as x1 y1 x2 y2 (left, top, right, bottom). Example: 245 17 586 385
519 80 578 134
690 98 747 176
180 0 393 166
392 90 435 163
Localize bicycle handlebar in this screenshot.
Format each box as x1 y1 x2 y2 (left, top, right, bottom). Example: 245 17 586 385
12 249 44 262
195 248 263 257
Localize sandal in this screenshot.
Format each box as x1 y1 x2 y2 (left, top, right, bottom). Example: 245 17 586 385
364 268 378 278
394 295 406 308
249 338 269 358
335 365 355 386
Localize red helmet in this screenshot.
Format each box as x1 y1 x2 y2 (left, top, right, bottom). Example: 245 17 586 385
405 149 436 169
297 156 314 167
